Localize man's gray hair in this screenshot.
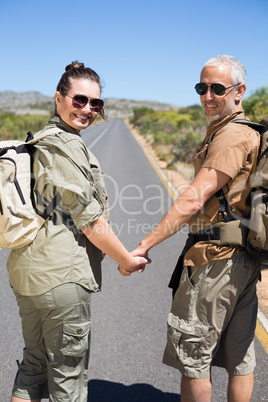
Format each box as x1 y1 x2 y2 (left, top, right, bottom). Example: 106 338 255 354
203 55 247 84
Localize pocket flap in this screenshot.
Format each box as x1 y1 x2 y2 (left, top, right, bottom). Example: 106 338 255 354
63 321 90 338
167 313 209 337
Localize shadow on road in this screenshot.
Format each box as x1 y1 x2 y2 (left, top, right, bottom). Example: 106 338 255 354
88 379 180 401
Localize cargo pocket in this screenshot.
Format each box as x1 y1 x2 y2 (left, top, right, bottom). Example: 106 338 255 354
60 321 91 357
166 313 209 368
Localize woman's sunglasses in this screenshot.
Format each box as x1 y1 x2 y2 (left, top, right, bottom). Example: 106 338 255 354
194 83 241 96
67 94 104 113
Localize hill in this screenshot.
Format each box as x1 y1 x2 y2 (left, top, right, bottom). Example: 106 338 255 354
0 91 177 119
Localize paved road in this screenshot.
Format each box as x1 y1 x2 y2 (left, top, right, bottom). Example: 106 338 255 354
0 120 268 401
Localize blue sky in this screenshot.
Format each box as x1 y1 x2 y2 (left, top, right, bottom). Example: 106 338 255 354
0 0 267 107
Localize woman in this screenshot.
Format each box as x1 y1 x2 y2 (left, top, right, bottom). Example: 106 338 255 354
7 61 148 402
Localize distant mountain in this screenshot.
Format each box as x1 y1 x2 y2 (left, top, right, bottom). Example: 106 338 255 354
0 91 54 116
104 98 178 119
0 91 177 119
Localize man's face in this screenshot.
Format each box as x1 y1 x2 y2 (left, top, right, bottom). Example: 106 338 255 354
200 64 239 122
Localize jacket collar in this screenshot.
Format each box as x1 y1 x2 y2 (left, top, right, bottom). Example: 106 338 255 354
48 115 81 136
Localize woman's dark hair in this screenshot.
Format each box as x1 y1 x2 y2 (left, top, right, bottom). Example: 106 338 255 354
56 61 106 121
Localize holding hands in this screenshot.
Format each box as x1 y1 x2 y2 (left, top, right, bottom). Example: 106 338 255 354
118 243 151 276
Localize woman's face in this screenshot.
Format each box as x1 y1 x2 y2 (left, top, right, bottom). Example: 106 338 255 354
55 78 101 132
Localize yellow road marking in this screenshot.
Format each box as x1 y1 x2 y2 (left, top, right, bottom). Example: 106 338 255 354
255 320 268 353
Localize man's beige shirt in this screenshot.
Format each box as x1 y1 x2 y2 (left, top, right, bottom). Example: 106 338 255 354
184 105 260 267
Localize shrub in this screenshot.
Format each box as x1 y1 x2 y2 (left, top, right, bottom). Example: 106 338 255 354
130 107 154 125
0 113 49 140
242 86 268 122
171 130 203 164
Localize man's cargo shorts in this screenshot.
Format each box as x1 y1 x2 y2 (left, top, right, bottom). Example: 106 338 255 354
12 282 91 401
162 252 261 379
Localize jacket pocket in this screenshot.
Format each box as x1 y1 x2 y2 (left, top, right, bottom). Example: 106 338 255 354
166 313 209 367
60 321 90 357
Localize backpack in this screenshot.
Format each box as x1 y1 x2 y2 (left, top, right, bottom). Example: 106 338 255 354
195 116 268 261
0 127 62 249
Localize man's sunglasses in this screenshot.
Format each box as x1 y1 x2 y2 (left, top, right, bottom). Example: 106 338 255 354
67 94 104 112
194 83 241 96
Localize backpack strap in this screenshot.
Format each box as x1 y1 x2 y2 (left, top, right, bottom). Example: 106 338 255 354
206 119 265 220
37 192 62 220
214 188 234 222
25 127 64 221
232 118 268 135
25 126 63 144
204 126 222 159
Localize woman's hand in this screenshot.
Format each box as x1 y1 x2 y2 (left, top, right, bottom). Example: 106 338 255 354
118 245 151 276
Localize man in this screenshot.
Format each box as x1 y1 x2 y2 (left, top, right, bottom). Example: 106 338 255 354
119 55 261 402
